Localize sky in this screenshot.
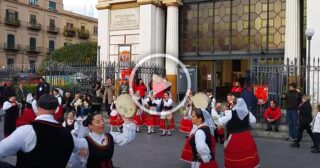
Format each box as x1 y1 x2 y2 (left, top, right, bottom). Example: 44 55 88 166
63 0 98 18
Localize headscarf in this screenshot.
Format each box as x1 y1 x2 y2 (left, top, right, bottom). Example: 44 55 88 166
234 98 249 120
202 109 216 136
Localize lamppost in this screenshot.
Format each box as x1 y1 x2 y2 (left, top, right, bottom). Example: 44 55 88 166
305 28 315 95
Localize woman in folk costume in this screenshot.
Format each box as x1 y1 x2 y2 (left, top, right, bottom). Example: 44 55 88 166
181 108 218 168
109 95 123 132
62 111 79 133
52 88 64 122
212 102 225 144
16 93 37 127
158 92 174 136
180 92 194 137
218 97 259 168
144 91 159 134
132 91 145 132
68 113 136 168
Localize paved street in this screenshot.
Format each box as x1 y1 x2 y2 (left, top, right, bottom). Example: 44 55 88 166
0 118 319 168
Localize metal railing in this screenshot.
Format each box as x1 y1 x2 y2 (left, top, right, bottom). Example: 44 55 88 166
26 46 42 53
47 26 59 33
3 43 20 50
28 22 42 30
5 17 21 26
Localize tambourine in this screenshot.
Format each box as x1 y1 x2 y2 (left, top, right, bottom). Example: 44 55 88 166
116 94 136 118
191 92 209 109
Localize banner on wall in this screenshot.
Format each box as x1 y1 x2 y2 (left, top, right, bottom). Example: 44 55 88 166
119 45 131 68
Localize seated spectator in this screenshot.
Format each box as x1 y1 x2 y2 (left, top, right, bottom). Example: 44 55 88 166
70 93 82 116
79 94 91 118
264 100 281 132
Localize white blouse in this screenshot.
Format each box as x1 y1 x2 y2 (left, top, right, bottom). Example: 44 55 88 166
67 122 136 168
218 110 256 126
191 124 212 168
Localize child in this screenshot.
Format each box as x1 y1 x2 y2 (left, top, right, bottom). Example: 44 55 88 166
212 102 225 144
133 91 145 132
311 105 320 153
52 88 64 122
62 111 78 134
71 93 82 117
79 94 91 118
109 95 123 132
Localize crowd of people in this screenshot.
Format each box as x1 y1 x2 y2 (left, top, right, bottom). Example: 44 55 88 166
0 76 320 168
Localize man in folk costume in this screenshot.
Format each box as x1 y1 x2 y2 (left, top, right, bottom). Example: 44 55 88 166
181 108 218 168
0 94 75 168
16 93 37 127
2 96 21 137
205 89 216 115
218 97 260 168
159 92 174 136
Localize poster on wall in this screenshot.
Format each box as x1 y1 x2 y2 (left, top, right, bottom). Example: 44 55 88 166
119 45 131 68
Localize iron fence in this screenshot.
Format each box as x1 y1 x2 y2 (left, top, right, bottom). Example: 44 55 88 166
250 57 320 108
0 61 165 96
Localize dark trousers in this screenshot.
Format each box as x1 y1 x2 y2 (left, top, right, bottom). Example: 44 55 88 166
314 133 320 150
266 119 280 129
297 124 317 146
105 103 111 116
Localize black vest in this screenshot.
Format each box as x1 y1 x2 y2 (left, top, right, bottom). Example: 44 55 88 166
86 133 115 168
65 120 75 132
4 101 19 136
16 120 74 168
190 126 214 162
226 110 249 135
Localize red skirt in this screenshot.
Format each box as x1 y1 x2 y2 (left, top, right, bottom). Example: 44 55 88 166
109 114 123 126
225 130 260 168
144 114 159 126
159 117 174 130
133 113 145 126
54 105 64 122
179 118 193 133
16 108 36 128
181 135 218 168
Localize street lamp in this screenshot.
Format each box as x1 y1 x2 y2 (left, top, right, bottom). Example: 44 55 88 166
305 28 315 95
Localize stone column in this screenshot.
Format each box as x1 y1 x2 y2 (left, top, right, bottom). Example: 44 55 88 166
163 0 181 101
284 0 300 65
96 2 110 63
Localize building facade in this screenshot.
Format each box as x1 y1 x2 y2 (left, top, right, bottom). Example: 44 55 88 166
0 0 98 68
97 0 319 98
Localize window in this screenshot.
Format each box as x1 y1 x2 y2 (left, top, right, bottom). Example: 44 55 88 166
49 40 55 52
81 26 85 31
29 0 38 6
7 34 15 48
49 19 55 27
30 15 37 24
93 26 98 35
66 23 73 30
49 1 56 10
29 60 36 66
30 37 36 50
7 58 14 66
232 60 241 72
6 9 18 21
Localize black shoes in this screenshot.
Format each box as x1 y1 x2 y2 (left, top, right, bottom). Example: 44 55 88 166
265 128 272 131
291 142 300 148
274 128 279 132
311 149 320 153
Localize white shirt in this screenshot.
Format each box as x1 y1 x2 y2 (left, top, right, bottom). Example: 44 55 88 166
68 122 136 168
0 114 84 159
32 100 38 113
218 110 256 126
191 124 212 168
2 101 21 111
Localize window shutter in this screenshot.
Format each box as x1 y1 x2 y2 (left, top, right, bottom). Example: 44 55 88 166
15 11 18 20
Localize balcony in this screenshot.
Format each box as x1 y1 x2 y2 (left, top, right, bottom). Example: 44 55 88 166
47 26 59 34
28 22 42 31
26 46 42 53
78 30 90 39
63 27 76 37
4 43 20 51
5 18 21 27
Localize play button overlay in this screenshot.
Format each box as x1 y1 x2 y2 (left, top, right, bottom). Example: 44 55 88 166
151 74 171 99
129 53 191 116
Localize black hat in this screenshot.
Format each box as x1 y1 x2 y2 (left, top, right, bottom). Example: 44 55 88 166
37 94 59 110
